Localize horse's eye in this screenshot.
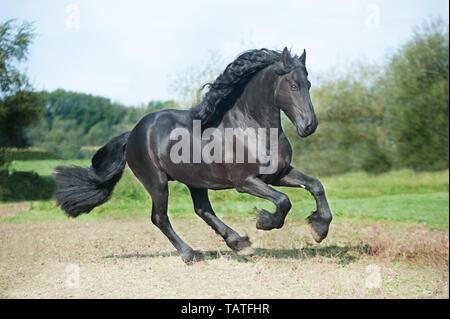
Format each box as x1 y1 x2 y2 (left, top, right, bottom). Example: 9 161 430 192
290 83 299 90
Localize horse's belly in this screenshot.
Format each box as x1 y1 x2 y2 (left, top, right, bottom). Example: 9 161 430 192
161 161 263 189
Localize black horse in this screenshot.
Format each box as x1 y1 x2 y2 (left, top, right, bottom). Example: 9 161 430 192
55 48 333 263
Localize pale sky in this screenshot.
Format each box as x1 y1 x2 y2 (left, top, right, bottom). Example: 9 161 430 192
1 0 448 105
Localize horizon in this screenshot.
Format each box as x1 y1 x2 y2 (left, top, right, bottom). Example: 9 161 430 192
1 0 449 106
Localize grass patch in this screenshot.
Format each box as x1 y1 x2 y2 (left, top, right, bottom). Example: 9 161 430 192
328 192 449 228
1 148 59 162
0 160 448 229
9 159 89 176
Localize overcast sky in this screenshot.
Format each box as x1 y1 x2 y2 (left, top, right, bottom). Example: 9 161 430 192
1 0 448 105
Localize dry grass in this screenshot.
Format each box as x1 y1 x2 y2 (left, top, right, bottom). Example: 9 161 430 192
357 223 449 270
0 217 448 298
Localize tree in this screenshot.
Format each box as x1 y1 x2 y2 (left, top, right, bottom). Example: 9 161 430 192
0 19 43 147
382 18 449 171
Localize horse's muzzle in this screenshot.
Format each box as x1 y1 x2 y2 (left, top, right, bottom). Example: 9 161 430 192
296 119 318 137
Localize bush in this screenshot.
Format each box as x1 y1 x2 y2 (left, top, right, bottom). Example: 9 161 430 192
0 170 56 201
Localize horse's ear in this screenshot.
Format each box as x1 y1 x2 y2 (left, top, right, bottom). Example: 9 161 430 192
299 49 306 65
281 47 292 67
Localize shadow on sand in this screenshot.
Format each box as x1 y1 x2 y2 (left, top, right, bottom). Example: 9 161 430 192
104 244 372 265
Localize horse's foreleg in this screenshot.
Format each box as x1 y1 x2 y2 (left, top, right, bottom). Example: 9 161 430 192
273 166 332 243
189 187 252 252
237 177 291 230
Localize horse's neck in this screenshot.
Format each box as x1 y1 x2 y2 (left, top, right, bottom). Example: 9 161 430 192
221 67 281 129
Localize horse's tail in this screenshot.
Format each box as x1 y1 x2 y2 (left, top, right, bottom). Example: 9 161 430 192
54 131 130 217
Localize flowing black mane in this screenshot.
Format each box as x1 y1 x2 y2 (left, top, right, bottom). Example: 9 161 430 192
190 48 303 125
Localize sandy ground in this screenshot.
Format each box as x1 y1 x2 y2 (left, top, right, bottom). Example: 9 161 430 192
0 216 448 299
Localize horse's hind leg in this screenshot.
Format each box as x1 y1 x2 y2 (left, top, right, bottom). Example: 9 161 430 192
135 169 201 263
189 187 252 252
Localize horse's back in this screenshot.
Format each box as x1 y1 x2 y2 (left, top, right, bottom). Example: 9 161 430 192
126 109 191 174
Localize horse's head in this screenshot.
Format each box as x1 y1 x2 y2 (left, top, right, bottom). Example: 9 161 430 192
274 48 318 137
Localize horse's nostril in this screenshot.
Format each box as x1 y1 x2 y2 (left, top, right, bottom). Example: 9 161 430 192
305 124 313 134
304 122 317 135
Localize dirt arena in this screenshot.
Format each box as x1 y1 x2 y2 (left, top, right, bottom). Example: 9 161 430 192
1 217 448 298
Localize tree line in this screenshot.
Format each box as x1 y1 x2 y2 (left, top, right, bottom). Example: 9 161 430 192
25 90 177 158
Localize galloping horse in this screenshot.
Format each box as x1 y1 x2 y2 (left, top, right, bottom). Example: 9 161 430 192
55 48 333 263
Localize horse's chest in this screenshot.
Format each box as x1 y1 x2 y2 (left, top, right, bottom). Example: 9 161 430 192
276 136 292 170
257 137 291 184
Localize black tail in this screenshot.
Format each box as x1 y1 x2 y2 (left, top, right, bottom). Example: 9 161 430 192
54 132 130 217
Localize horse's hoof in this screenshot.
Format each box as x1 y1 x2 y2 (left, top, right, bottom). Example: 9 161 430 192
236 245 255 256
309 224 325 243
306 211 331 243
227 235 252 252
181 250 204 264
256 210 281 230
256 210 273 230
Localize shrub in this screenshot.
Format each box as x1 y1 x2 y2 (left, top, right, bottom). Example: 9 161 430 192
0 170 56 201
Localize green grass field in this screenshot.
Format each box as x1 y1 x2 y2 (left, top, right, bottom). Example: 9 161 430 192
1 159 449 229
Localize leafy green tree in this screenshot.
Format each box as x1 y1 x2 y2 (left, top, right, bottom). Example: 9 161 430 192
382 18 449 171
0 19 44 147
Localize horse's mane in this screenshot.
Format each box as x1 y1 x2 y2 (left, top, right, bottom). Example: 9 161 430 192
190 48 301 125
